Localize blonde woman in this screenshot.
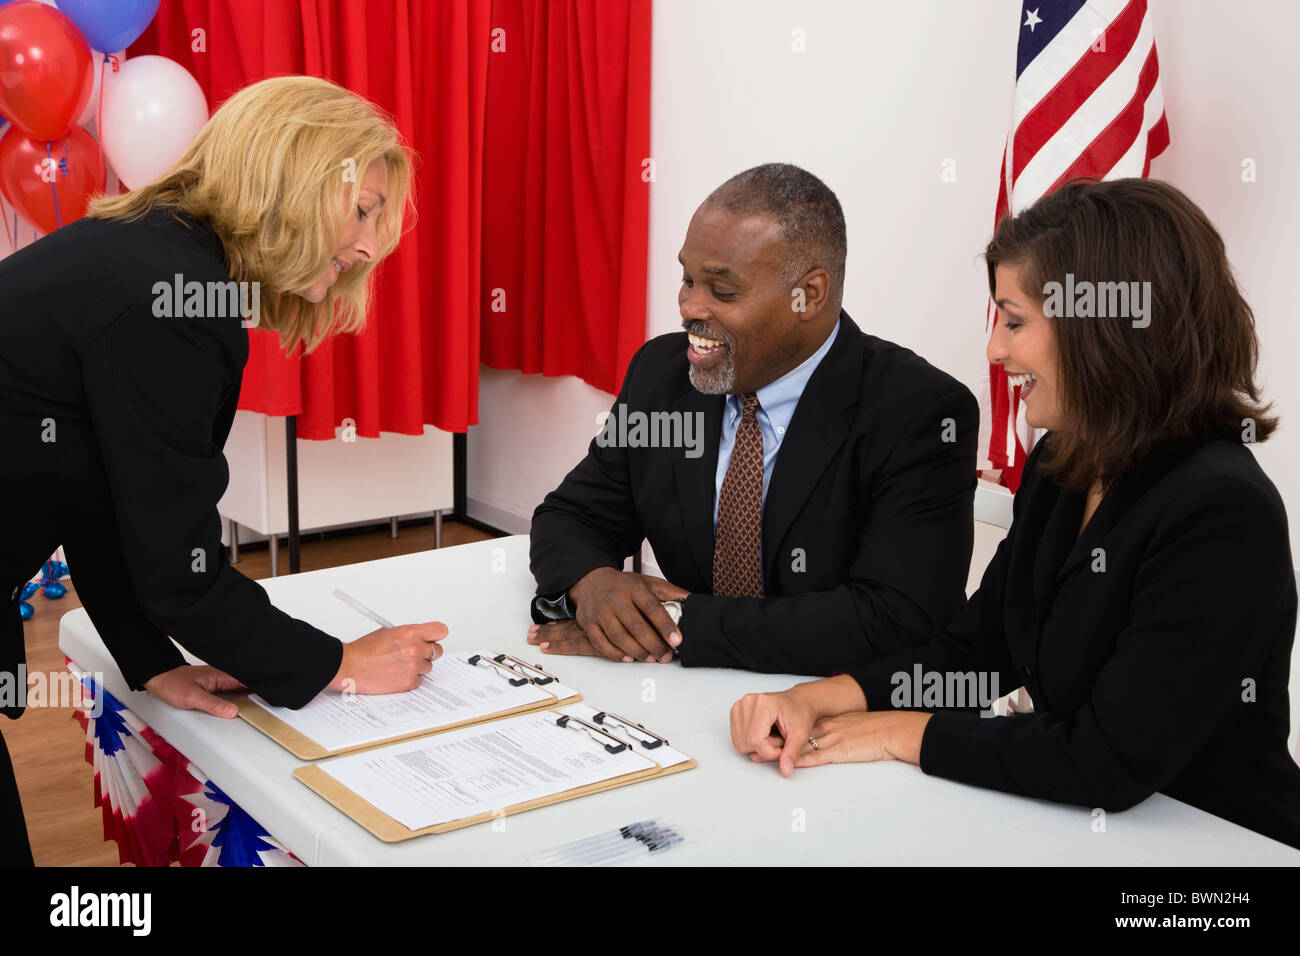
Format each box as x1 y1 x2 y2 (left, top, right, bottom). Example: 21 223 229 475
0 76 443 864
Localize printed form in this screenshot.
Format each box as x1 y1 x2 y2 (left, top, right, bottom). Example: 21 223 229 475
316 707 660 830
249 650 556 753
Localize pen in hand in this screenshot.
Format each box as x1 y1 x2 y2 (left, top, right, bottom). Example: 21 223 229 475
332 588 396 629
327 590 450 693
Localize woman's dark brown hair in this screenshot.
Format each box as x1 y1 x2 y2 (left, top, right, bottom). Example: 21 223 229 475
985 177 1276 493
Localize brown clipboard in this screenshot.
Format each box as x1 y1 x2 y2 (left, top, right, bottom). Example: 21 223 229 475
292 708 697 843
235 652 581 760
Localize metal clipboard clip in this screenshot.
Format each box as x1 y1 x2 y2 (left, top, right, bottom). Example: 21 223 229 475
495 654 557 685
593 711 668 750
466 653 559 687
554 714 628 754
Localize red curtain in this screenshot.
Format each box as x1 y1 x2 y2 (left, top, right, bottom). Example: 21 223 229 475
132 0 490 438
479 0 651 394
131 0 650 435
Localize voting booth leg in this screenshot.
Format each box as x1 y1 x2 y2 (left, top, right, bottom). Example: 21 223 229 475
285 416 301 575
0 724 34 866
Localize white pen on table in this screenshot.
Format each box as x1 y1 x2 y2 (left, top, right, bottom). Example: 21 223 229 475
332 588 395 629
529 819 659 862
528 819 684 866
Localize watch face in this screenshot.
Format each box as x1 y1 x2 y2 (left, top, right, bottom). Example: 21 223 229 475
662 600 683 625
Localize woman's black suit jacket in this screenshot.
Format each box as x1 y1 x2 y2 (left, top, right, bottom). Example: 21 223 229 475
849 436 1300 849
1 207 343 718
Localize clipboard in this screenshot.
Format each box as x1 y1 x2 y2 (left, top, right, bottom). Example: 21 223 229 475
293 703 697 843
236 651 582 760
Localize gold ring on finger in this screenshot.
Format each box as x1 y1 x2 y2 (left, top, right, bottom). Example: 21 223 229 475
809 736 820 752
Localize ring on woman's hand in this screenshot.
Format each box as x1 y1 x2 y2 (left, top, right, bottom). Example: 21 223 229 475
809 736 820 752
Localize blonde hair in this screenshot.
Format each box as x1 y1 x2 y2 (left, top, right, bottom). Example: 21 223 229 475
87 75 415 352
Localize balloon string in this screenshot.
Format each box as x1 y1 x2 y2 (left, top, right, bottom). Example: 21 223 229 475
96 54 108 188
45 141 64 230
96 55 106 178
0 189 13 255
97 54 120 195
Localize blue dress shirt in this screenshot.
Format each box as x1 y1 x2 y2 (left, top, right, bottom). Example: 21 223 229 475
540 318 841 619
713 318 840 529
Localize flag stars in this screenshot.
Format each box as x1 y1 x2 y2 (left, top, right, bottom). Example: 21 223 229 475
1024 7 1043 32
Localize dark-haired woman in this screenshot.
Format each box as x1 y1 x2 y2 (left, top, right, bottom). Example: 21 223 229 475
730 177 1300 850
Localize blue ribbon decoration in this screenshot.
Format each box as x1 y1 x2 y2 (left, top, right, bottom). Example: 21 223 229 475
202 781 280 867
80 674 130 758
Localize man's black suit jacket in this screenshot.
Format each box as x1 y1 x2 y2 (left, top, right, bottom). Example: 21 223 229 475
530 312 980 674
849 436 1300 849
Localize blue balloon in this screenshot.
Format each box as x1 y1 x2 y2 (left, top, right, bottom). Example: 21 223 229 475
54 0 161 53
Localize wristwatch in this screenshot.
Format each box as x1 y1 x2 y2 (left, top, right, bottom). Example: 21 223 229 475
662 599 684 657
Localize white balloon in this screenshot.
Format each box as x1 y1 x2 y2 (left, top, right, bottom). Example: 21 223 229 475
100 55 208 190
78 50 127 130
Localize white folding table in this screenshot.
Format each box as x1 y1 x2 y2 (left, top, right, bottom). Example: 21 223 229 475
58 535 1300 865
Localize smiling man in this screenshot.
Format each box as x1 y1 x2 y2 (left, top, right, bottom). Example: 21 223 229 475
526 164 979 674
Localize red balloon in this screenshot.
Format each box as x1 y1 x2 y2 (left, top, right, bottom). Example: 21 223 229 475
0 2 94 141
0 124 105 234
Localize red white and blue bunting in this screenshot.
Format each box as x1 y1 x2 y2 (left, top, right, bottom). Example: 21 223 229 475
67 660 302 867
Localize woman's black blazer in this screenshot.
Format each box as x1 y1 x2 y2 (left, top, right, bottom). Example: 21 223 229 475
849 436 1300 849
0 207 342 714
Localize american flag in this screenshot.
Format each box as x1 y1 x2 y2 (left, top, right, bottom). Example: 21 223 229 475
984 0 1170 490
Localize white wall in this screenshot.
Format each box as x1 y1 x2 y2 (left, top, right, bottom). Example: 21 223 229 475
1144 2 1300 545
469 0 1300 564
469 368 613 533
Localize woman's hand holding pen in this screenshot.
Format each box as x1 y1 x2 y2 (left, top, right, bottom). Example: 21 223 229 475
328 622 449 694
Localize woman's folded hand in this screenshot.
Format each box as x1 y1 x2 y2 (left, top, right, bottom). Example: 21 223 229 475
730 674 869 777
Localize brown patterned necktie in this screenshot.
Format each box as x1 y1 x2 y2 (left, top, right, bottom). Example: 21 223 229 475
712 392 764 597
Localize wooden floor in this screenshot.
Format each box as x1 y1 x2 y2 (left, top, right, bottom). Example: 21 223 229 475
5 519 496 866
